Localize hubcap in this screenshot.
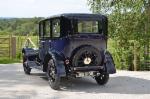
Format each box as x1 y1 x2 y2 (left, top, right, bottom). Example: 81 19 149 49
76 51 98 66
84 57 92 64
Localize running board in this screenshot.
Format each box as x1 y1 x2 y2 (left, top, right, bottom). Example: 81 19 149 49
27 61 42 70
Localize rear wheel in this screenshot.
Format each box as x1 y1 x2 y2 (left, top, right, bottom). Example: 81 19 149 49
95 72 109 85
46 59 60 90
23 54 31 75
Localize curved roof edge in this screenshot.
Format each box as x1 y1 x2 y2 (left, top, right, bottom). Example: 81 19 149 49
40 13 107 22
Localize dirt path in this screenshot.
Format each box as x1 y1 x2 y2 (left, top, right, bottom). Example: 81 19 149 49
0 63 150 99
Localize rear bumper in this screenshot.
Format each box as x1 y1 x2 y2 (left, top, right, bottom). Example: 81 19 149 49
71 66 104 72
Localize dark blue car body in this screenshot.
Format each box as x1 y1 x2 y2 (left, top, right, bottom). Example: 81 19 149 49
22 13 116 90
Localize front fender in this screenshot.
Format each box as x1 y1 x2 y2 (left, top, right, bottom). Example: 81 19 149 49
44 49 66 77
22 48 38 56
104 51 116 74
22 48 38 61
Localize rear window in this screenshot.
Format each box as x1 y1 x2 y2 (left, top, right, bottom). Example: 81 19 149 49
78 21 99 33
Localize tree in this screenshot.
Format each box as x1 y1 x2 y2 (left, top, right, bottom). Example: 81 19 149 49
0 17 43 36
87 0 150 70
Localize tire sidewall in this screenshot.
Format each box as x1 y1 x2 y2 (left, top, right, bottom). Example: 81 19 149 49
22 54 31 75
47 58 60 90
72 46 102 67
95 72 109 85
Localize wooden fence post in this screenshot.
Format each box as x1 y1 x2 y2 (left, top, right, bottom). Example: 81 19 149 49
11 36 16 58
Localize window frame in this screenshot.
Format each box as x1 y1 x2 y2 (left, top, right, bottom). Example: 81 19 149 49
77 20 99 33
51 18 61 39
39 18 62 40
39 20 51 39
39 22 44 38
72 19 102 35
44 20 51 38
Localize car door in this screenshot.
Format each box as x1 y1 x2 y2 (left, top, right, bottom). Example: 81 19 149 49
39 20 51 62
50 18 70 54
50 18 63 52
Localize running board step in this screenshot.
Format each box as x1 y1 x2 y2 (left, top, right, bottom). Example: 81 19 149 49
27 61 42 70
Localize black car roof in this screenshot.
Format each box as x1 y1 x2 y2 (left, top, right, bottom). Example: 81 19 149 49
40 13 107 22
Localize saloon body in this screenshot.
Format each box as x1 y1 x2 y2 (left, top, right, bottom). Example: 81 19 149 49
22 13 116 90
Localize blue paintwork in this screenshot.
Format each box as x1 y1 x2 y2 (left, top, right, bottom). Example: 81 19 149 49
40 34 107 76
51 37 70 54
105 51 116 74
50 34 107 57
23 33 116 75
47 50 66 77
22 13 116 77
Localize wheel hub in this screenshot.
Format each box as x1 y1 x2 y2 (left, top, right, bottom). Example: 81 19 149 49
72 46 102 67
84 57 92 65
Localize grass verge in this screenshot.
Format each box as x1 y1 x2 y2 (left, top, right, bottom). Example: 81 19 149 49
0 58 21 64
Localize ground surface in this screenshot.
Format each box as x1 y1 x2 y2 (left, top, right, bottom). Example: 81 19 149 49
0 63 150 99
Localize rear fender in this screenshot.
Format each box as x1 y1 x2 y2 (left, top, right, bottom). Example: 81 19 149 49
43 49 66 77
104 51 116 74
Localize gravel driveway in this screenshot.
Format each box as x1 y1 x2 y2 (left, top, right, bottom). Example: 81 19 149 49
0 63 150 99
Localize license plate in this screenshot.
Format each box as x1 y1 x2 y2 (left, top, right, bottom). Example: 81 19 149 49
76 72 94 77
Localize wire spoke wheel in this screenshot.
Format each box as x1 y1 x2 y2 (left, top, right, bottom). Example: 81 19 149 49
95 72 109 85
47 59 56 82
22 54 31 75
78 51 97 66
72 46 102 67
47 59 60 90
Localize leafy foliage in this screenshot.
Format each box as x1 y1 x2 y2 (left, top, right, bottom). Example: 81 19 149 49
0 17 43 35
88 0 150 70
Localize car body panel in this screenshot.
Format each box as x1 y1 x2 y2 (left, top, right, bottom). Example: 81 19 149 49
22 13 116 77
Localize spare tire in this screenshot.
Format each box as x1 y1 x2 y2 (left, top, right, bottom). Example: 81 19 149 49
72 46 102 67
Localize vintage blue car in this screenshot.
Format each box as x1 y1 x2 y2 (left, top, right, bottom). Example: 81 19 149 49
22 13 116 90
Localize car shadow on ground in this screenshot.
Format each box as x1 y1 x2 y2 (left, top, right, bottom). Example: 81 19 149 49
39 73 150 94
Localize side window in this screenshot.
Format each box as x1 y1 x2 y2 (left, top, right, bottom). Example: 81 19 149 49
39 23 44 38
77 21 99 33
44 20 51 37
52 19 60 38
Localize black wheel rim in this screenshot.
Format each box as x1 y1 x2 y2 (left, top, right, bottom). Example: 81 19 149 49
47 59 56 83
99 74 106 80
23 64 28 71
76 50 98 66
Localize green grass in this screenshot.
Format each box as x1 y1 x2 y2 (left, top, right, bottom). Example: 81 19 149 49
0 58 21 64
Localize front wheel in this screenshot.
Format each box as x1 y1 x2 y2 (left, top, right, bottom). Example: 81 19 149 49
46 59 60 90
95 72 109 85
23 54 31 75
23 63 31 75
